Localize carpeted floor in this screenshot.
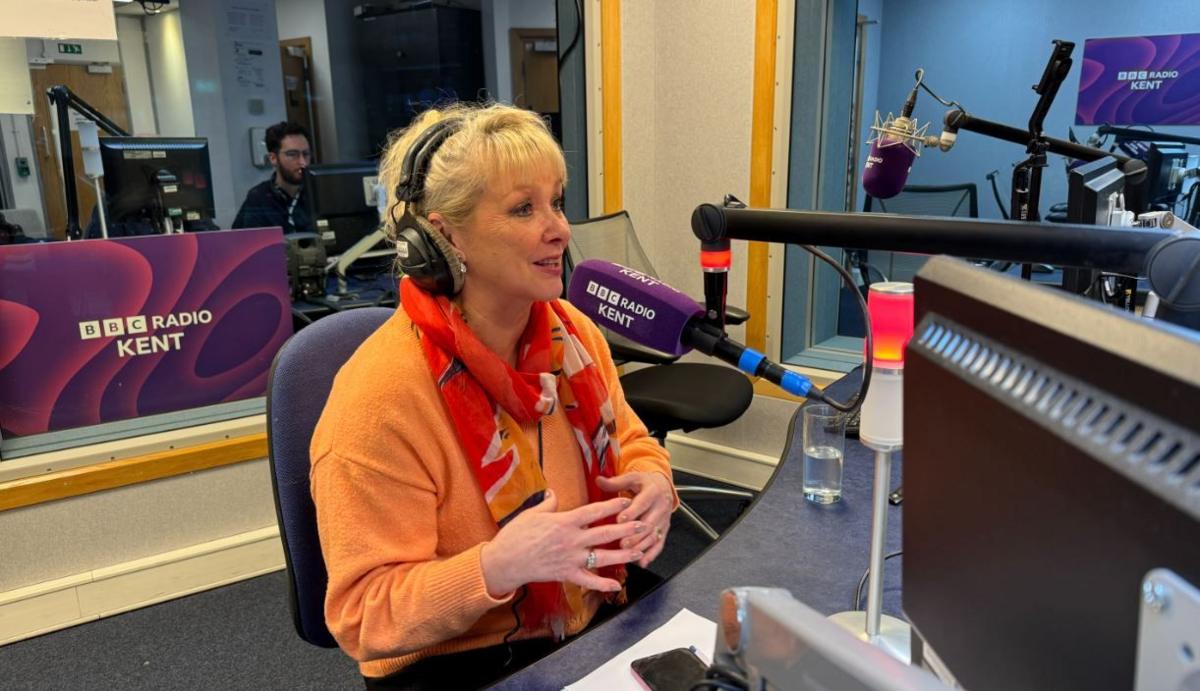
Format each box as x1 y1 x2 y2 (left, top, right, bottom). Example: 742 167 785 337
0 470 752 690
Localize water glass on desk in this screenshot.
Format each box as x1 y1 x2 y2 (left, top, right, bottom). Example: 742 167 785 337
802 404 844 504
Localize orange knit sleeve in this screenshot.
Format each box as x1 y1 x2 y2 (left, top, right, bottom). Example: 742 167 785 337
310 450 513 662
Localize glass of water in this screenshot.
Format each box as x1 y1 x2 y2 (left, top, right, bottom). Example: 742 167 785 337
802 404 845 504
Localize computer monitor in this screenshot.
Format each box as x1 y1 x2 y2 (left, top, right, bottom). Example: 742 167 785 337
1067 156 1125 226
99 137 215 233
1062 156 1127 295
1119 140 1191 213
304 162 385 257
903 256 1200 691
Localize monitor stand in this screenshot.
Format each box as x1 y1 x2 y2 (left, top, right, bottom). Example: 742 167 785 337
312 228 396 311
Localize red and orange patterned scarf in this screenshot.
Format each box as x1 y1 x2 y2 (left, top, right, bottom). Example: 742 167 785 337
400 278 626 638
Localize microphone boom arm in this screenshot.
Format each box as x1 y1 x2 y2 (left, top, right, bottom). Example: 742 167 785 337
47 85 131 240
693 205 1167 276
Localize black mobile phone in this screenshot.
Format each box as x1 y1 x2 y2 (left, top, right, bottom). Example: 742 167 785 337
630 647 709 691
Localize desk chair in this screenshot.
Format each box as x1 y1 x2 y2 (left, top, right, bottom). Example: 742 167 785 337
858 183 979 285
567 211 756 540
266 306 394 648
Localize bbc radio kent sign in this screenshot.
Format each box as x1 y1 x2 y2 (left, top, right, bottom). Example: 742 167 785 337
1076 33 1200 126
0 229 292 439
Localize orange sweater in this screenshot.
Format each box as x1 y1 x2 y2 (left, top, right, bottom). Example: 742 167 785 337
310 299 672 678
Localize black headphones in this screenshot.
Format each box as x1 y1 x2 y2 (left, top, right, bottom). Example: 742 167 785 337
393 118 467 296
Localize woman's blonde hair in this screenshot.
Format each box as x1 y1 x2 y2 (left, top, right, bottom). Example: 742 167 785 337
377 102 567 239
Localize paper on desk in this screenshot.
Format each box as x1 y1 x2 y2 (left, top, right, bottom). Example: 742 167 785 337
565 608 717 691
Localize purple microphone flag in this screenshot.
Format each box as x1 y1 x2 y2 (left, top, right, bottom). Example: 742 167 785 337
862 138 916 200
1076 33 1200 126
567 260 703 357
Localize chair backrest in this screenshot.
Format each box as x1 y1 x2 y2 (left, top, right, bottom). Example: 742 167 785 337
566 210 682 364
566 210 657 278
266 306 393 648
863 183 979 218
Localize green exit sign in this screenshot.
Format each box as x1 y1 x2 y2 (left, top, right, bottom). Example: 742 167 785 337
57 43 83 55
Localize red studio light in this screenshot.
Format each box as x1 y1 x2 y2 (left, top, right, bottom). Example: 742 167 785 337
700 248 732 270
866 282 914 367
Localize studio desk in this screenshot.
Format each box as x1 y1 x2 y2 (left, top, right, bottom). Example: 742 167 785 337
492 370 903 689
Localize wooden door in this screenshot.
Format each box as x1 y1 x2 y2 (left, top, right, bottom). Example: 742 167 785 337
29 64 132 240
509 28 559 114
279 37 322 161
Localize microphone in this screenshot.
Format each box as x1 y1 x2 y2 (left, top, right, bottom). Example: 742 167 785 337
862 78 940 199
567 259 817 398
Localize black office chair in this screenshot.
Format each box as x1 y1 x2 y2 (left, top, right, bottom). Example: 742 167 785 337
566 211 756 540
862 182 979 217
857 183 980 285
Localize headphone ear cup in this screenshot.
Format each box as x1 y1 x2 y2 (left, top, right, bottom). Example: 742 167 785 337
415 216 466 295
395 213 465 296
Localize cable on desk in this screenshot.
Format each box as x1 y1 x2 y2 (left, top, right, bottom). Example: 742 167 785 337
689 655 750 691
690 681 744 691
853 550 903 611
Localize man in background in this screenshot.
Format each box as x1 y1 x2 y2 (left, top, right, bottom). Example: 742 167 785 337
233 121 314 233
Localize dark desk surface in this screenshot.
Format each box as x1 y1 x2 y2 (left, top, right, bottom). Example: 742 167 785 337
493 372 902 689
292 272 397 323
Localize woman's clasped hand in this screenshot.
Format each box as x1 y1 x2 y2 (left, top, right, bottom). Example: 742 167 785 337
481 492 650 597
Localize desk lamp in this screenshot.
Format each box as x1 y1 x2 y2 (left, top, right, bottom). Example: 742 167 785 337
830 281 914 663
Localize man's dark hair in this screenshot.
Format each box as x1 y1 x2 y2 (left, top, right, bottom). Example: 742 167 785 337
265 121 311 154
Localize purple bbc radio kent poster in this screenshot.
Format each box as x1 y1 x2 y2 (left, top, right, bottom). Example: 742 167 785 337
1076 33 1200 126
0 228 292 439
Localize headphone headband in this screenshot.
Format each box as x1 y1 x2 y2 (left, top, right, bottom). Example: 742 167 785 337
393 115 467 296
395 118 462 204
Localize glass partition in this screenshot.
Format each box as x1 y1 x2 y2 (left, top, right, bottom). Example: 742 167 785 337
780 0 1200 371
0 0 583 459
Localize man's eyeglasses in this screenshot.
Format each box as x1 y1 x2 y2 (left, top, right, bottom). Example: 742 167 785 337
280 149 312 161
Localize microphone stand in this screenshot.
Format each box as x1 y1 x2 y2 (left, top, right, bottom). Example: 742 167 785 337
1010 40 1074 280
47 86 130 240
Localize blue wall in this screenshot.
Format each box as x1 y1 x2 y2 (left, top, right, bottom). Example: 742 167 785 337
851 0 884 211
874 0 1200 219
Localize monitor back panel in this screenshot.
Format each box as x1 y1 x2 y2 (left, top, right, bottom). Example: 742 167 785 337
904 258 1200 691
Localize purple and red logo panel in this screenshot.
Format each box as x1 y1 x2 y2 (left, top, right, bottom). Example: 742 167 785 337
1076 33 1200 126
0 228 292 438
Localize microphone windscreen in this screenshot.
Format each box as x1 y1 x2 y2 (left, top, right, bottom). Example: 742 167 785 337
862 138 916 200
567 259 703 356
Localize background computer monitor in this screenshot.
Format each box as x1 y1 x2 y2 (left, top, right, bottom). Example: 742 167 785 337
1061 156 1127 295
1067 156 1125 226
903 256 1200 691
99 137 215 232
1119 140 1191 213
303 162 384 257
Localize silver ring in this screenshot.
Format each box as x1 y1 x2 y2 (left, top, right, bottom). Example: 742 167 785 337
655 527 663 540
585 550 597 570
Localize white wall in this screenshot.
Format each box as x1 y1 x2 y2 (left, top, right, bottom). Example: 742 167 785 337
180 0 287 228
620 0 754 323
25 38 121 65
486 0 557 104
145 10 195 137
275 0 335 160
0 114 45 233
116 15 157 136
276 0 368 162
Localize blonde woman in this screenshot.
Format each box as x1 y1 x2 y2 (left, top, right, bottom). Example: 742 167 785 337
310 103 676 689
